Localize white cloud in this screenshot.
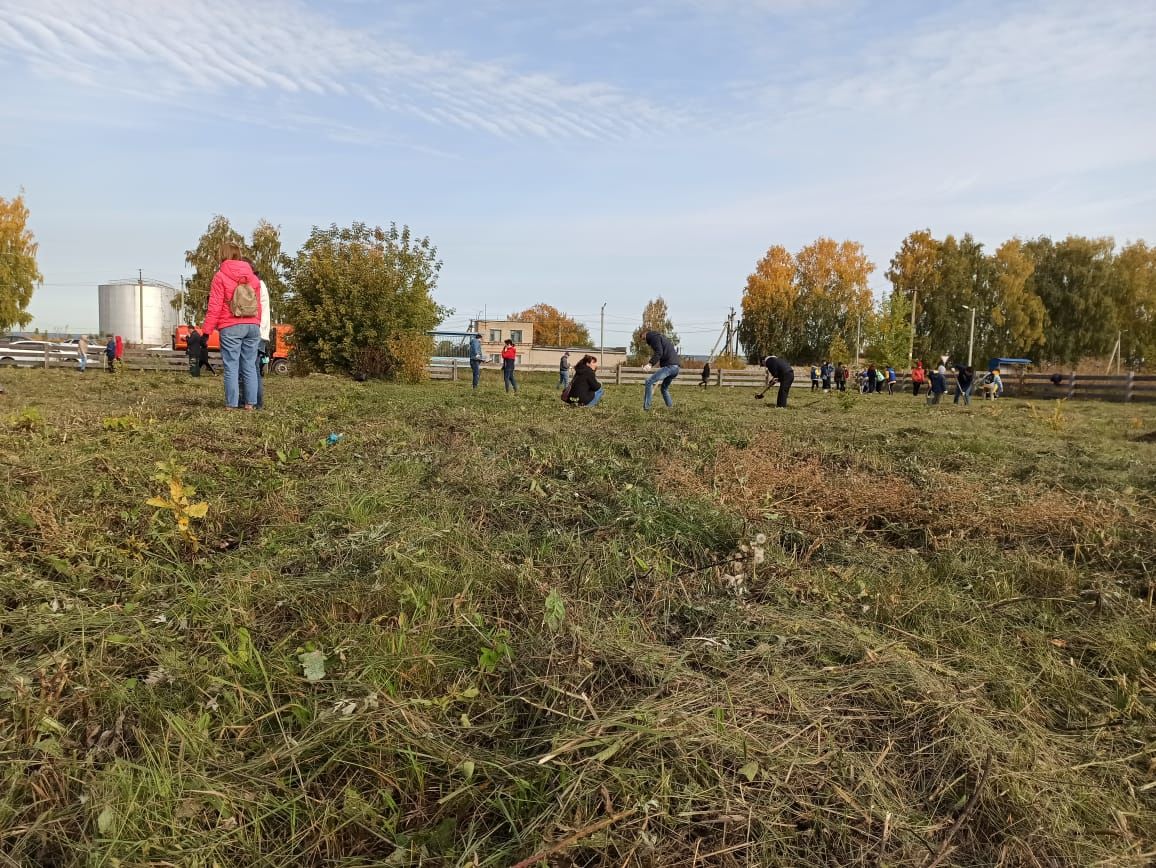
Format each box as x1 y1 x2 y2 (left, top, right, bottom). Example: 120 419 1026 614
0 0 681 140
788 0 1156 115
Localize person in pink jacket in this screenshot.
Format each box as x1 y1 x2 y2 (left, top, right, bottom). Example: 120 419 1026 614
201 241 263 409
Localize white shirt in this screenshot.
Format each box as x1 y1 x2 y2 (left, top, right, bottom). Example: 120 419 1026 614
259 281 271 341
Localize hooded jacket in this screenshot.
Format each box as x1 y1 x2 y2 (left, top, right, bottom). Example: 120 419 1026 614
569 360 601 405
201 259 262 336
645 331 679 367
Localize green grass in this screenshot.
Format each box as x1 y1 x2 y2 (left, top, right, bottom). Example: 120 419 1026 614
1 367 1154 866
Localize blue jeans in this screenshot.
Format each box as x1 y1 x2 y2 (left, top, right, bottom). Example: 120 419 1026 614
559 369 569 388
643 365 680 409
219 323 261 408
503 362 517 393
582 387 604 407
470 359 481 388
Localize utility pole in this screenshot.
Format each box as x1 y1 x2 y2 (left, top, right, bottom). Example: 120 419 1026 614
963 305 976 368
907 289 918 367
599 303 606 367
725 307 736 356
855 314 861 369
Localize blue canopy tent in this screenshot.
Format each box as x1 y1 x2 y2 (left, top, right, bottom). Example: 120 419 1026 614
987 357 1032 371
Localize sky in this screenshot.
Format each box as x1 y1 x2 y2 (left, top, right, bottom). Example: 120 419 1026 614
2 0 1155 353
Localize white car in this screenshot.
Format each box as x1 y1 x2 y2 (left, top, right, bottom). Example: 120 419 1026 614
0 340 88 368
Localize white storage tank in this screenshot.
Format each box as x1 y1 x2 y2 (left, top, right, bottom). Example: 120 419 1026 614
98 278 180 347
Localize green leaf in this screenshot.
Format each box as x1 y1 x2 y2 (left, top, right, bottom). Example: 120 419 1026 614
459 686 480 699
739 761 760 782
459 760 475 780
298 649 327 682
459 713 471 728
544 588 566 632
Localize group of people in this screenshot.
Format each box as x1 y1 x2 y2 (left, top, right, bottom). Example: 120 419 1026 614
756 354 1010 409
807 361 853 393
456 327 1012 413
560 330 679 410
465 329 682 410
911 359 1003 404
101 335 123 372
91 244 270 409
184 328 216 377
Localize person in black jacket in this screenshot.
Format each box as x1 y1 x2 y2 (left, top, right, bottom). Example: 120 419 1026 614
762 355 795 408
567 355 604 407
642 330 680 410
186 329 203 377
196 330 215 375
953 365 974 405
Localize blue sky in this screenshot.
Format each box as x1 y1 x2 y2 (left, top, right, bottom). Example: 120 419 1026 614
2 0 1155 352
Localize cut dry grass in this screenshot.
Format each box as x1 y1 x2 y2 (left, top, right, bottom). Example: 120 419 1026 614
0 368 1153 866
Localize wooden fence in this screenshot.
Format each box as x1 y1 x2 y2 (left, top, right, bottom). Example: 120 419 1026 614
17 352 1156 403
428 362 1156 402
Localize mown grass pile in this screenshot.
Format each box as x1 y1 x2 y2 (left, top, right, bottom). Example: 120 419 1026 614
1 368 1154 866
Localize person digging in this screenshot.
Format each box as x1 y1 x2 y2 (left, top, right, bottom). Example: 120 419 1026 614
756 354 795 408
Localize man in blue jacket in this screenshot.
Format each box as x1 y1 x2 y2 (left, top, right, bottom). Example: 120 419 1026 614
642 330 680 410
468 332 483 390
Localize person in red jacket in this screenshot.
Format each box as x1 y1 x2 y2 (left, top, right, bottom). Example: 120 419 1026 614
501 339 518 393
911 360 926 396
200 241 262 409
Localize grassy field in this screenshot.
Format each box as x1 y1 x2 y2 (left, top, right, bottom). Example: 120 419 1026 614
1 367 1154 867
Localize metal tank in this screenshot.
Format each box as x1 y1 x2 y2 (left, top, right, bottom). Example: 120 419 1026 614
97 279 180 346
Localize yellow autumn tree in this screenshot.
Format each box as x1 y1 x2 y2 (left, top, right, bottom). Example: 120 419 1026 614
793 238 874 362
737 245 797 362
0 192 42 331
1113 241 1156 366
987 239 1045 358
509 303 592 347
886 229 940 362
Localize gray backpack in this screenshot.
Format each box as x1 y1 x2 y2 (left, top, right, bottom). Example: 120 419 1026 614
230 280 259 318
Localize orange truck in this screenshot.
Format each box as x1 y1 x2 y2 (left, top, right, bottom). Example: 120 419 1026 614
173 324 295 374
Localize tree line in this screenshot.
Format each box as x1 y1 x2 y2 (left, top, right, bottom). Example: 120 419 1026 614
6 194 1153 376
740 232 1156 369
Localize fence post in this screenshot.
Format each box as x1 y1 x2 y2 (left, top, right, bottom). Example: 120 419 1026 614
1066 372 1076 400
43 344 50 369
1125 370 1134 403
616 365 622 386
451 359 458 382
717 368 724 387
